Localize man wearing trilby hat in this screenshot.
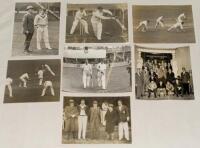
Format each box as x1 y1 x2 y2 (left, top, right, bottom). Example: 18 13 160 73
22 5 35 53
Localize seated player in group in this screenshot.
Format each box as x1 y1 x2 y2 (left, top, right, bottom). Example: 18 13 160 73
157 80 166 97
147 80 157 98
166 81 175 96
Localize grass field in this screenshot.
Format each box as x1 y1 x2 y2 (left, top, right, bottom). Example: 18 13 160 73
62 66 131 93
4 78 60 103
12 21 59 56
62 126 132 144
133 25 195 43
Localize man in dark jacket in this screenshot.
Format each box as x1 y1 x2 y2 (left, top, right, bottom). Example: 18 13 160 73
181 67 190 95
105 103 117 140
22 6 35 53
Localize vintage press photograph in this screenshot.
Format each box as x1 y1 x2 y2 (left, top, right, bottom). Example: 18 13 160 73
12 2 60 56
62 96 132 144
62 45 132 93
135 45 194 100
4 59 61 103
66 3 128 43
132 5 196 43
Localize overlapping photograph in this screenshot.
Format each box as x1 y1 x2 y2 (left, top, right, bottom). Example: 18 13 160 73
132 5 195 43
12 2 60 56
66 3 128 43
62 45 132 93
62 96 132 144
135 45 194 100
4 59 61 103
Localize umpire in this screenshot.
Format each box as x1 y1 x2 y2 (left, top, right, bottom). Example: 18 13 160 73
22 5 34 53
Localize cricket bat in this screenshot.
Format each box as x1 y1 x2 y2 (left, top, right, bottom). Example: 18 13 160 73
115 18 127 31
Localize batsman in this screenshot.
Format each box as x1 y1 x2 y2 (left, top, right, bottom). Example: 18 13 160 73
70 7 89 35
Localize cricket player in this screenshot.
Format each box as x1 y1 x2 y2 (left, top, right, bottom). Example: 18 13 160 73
155 16 165 29
41 64 56 96
22 6 34 53
5 77 13 98
77 99 88 140
101 101 109 126
116 100 130 141
136 20 150 32
96 60 107 89
19 73 30 88
167 21 185 32
177 13 186 23
37 69 44 86
81 60 92 89
70 7 89 35
91 6 115 40
34 9 52 50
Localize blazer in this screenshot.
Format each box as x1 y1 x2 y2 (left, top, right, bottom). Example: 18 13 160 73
22 13 34 34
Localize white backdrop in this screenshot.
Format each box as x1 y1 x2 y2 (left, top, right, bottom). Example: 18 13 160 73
0 0 200 148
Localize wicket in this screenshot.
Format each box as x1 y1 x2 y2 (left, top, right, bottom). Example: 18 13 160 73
79 23 84 36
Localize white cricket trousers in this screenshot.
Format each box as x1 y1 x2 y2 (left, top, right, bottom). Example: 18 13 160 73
6 84 13 97
91 20 102 40
78 116 88 139
118 122 129 140
83 74 91 88
36 26 51 49
70 19 89 34
97 72 106 89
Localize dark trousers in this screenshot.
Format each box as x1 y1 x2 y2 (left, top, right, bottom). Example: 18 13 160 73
182 83 189 95
148 89 157 98
175 87 183 97
24 33 33 51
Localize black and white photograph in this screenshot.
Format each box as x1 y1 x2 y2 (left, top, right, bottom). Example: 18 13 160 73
66 3 128 43
62 96 132 144
132 5 196 43
12 2 60 56
62 45 132 93
4 59 61 103
135 45 194 100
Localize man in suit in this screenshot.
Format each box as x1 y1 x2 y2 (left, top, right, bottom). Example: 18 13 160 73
135 68 143 99
22 6 35 53
181 67 190 95
64 99 79 139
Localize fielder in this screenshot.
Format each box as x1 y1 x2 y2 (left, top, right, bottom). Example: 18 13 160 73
41 64 56 96
70 7 89 35
96 60 107 89
136 20 150 32
177 13 186 23
19 73 30 88
167 21 185 32
34 9 52 50
168 13 186 32
5 77 13 98
81 60 92 89
91 6 115 40
155 16 165 29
